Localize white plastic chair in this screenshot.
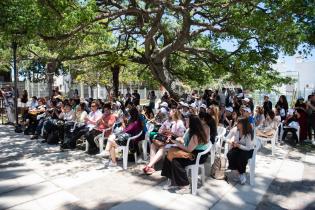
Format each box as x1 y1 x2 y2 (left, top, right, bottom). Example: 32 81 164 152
141 123 154 161
248 133 260 186
93 126 114 153
118 131 143 170
215 126 227 155
280 123 300 143
185 141 213 195
256 125 279 156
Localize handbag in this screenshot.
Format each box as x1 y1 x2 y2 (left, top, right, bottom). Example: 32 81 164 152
151 133 168 147
166 147 194 161
210 155 226 180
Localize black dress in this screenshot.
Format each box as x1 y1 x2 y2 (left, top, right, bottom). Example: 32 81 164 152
161 150 208 186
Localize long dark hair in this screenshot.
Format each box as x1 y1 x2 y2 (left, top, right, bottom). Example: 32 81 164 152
189 115 208 145
129 107 139 122
237 117 253 140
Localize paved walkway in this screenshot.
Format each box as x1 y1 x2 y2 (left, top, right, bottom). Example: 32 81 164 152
0 125 314 210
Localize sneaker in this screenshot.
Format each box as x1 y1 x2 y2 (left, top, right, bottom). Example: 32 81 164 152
239 174 246 185
97 150 109 157
108 161 117 167
175 186 190 194
30 135 38 140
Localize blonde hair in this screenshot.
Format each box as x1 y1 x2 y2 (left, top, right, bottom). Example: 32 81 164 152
172 109 182 121
210 105 220 127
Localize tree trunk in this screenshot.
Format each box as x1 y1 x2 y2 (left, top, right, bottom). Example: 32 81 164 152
111 64 120 98
149 61 181 101
47 61 57 97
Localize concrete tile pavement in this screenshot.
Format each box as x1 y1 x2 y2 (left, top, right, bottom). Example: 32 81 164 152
1 124 314 210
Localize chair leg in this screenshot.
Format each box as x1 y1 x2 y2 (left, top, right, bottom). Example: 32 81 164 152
99 138 104 153
271 137 275 156
123 147 128 170
85 140 89 152
142 140 148 161
191 167 198 195
201 167 205 185
134 152 138 164
249 159 255 186
210 147 215 166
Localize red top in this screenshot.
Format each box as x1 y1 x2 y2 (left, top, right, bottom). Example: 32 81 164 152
97 114 116 137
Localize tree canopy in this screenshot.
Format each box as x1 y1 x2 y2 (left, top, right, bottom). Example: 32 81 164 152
0 0 314 98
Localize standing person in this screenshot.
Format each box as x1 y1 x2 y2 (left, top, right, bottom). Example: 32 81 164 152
263 95 272 117
295 97 308 143
275 95 289 121
132 89 141 106
0 85 15 125
226 118 254 185
20 90 28 108
306 95 315 143
147 90 157 110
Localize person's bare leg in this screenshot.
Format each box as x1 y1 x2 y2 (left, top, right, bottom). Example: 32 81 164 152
149 143 157 162
110 141 118 163
147 147 165 168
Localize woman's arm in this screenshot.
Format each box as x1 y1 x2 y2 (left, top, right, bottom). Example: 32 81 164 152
235 135 253 151
174 135 198 153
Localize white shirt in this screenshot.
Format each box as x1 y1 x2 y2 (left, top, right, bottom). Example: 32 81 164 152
171 120 186 137
86 110 102 129
226 127 254 151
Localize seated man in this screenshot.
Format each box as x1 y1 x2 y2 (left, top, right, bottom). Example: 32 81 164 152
25 98 46 136
86 103 116 155
63 101 102 150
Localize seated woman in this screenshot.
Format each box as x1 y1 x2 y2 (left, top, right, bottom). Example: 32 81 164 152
282 109 300 143
254 106 265 127
226 118 254 185
143 109 186 175
256 110 278 138
161 115 209 194
106 107 143 167
143 105 155 122
85 103 116 155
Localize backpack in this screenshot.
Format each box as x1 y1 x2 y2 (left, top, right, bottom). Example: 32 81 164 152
210 155 226 180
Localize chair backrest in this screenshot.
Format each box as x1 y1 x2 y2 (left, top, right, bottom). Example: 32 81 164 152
195 139 213 165
217 126 226 138
146 122 155 133
128 130 143 140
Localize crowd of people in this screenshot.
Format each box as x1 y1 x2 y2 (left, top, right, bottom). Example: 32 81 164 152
1 85 315 193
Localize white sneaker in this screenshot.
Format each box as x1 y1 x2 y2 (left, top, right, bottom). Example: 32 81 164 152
97 150 109 157
108 161 117 167
239 174 246 185
175 186 190 194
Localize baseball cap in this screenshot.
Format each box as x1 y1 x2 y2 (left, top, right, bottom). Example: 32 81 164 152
242 98 250 103
200 104 207 109
242 107 252 113
160 102 168 107
226 107 233 112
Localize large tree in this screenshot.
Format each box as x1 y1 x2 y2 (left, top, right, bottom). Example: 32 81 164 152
95 0 315 98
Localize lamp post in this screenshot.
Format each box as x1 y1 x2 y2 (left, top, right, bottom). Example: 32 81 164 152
12 41 19 125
